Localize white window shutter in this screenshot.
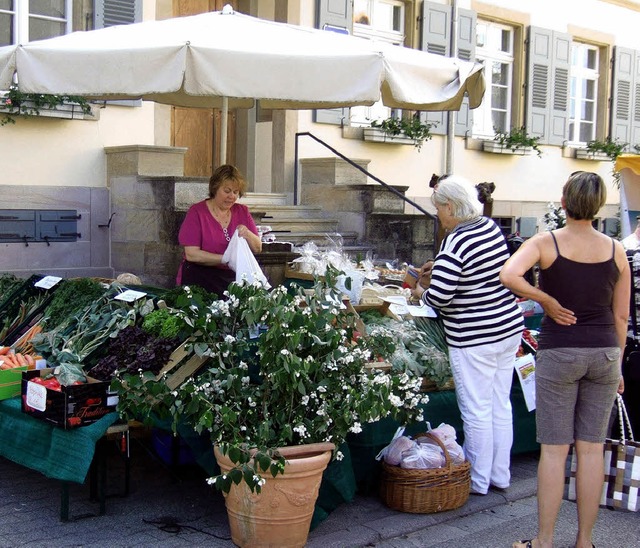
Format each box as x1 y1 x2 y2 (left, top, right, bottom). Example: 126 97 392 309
420 1 451 135
314 0 353 125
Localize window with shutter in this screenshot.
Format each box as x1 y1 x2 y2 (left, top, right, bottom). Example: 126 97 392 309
419 2 475 137
473 20 515 138
420 2 450 136
94 0 142 28
0 0 72 46
611 46 640 147
526 27 570 146
94 0 142 107
314 0 353 126
568 43 599 145
350 0 405 128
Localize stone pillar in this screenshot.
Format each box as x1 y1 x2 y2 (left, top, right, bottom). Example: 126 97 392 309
105 145 188 287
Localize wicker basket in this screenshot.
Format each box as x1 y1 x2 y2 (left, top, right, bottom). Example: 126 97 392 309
379 431 470 514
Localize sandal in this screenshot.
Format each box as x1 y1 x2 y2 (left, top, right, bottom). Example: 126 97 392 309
512 541 533 548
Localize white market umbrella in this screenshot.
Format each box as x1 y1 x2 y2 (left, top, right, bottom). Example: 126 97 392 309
0 4 485 162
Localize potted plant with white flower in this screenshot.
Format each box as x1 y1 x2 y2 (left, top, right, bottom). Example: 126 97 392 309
113 268 428 547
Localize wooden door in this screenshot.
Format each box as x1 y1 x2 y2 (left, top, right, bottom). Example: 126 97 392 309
171 0 238 176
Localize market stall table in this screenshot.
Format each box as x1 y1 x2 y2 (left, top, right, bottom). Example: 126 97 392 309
0 397 120 520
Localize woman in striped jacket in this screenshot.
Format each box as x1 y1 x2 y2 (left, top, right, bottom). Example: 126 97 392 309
413 176 524 495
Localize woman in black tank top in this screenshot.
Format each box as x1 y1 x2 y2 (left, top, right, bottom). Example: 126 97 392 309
500 172 630 548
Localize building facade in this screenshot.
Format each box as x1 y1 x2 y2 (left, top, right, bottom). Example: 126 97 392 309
0 0 638 280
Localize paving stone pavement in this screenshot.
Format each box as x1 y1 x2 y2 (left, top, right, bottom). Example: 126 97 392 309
0 432 637 548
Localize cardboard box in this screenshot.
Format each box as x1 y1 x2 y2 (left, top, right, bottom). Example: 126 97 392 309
21 368 118 429
0 366 28 401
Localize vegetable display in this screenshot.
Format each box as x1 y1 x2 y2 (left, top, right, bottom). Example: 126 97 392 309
42 278 107 329
358 310 452 388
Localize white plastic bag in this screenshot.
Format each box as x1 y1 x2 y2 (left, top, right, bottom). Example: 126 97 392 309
222 229 270 287
400 443 446 469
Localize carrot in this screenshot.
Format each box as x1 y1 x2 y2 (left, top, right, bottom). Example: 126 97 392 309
0 346 9 356
24 354 35 369
1 356 17 368
15 353 27 367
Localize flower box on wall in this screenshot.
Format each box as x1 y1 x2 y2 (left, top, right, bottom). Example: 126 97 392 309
482 140 533 156
0 101 98 122
363 127 415 145
574 149 610 161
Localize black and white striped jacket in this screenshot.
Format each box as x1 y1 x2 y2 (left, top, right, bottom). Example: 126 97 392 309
423 216 524 348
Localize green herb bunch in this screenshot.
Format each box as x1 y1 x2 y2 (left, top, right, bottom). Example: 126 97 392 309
43 278 107 329
113 270 429 494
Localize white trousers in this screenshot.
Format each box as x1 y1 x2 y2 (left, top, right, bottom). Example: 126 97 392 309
448 332 522 494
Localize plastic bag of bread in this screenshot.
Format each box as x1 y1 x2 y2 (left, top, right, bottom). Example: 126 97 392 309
400 443 445 469
382 435 416 465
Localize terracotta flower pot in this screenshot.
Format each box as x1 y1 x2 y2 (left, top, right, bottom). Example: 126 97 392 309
214 442 335 548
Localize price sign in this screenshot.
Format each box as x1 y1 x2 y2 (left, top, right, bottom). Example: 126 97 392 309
34 276 62 289
26 381 48 412
114 289 147 302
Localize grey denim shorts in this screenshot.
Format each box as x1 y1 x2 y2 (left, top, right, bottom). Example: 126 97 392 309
535 347 621 445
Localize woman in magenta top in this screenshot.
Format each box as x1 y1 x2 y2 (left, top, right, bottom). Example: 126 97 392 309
176 164 262 297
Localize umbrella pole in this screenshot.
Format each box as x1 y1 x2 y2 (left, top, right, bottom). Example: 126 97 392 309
220 96 228 165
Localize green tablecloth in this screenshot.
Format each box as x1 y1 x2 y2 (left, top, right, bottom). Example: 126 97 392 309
0 397 119 483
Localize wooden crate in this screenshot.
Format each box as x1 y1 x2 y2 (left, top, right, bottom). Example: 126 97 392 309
284 263 319 281
156 336 209 390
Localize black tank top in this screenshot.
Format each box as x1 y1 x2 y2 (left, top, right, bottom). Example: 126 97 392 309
538 232 619 349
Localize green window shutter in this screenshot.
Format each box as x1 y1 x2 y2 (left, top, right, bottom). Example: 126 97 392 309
454 8 476 137
611 46 635 144
313 0 353 125
94 0 141 28
420 1 451 136
526 27 570 146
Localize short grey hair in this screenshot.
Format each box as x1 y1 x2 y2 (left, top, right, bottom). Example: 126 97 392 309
431 175 482 221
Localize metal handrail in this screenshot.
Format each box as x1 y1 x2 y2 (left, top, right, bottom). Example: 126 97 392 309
293 131 433 218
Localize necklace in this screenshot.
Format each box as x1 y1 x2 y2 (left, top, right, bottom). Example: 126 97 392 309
210 204 232 241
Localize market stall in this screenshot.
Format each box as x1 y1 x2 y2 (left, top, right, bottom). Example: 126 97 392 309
0 264 538 528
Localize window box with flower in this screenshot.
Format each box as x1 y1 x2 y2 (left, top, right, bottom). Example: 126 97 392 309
112 269 428 547
0 84 96 126
364 114 435 150
482 126 542 157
